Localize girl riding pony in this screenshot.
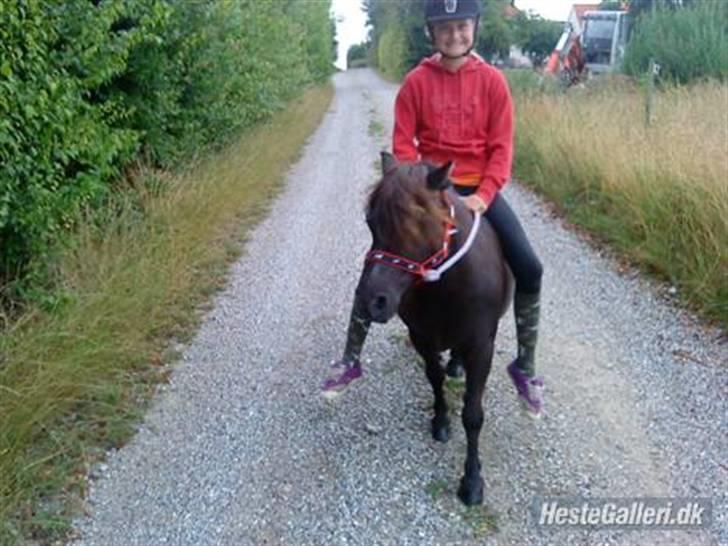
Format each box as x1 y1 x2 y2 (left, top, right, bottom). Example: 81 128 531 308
324 0 545 418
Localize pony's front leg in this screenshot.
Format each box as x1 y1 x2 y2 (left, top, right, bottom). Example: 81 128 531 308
458 341 494 505
425 354 450 442
410 333 449 443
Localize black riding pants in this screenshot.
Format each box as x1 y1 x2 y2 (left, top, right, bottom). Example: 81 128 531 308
455 186 543 295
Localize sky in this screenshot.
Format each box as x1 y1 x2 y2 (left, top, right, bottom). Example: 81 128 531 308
514 0 576 21
332 0 576 70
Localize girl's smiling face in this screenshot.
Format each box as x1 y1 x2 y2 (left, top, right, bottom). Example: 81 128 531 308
431 18 476 58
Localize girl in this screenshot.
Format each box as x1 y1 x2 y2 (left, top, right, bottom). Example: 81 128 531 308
323 0 544 417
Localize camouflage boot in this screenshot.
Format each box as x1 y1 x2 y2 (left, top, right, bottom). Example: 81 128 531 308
507 291 544 417
321 297 370 399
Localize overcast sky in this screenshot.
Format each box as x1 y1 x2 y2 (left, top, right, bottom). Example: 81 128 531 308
332 0 576 70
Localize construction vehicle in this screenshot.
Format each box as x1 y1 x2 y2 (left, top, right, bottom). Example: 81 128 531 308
544 5 630 85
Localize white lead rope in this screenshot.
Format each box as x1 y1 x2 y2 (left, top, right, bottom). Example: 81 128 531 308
422 210 481 283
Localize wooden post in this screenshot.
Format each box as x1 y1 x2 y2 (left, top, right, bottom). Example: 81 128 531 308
645 58 657 127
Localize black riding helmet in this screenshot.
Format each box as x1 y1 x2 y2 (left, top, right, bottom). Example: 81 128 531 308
425 0 481 22
424 0 481 58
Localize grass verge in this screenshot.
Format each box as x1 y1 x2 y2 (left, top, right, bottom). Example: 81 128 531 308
0 83 334 545
509 74 727 327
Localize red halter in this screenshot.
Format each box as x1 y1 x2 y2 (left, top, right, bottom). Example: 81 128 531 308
365 193 457 281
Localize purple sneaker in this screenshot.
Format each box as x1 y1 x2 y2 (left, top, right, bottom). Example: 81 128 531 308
321 359 363 399
507 360 544 419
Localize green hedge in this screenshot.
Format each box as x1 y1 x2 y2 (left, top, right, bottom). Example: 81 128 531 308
0 0 334 295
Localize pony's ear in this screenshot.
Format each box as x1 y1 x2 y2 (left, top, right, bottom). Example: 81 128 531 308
380 151 398 174
426 161 454 190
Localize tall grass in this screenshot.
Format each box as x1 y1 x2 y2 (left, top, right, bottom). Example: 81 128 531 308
623 1 728 83
0 84 333 544
512 77 727 325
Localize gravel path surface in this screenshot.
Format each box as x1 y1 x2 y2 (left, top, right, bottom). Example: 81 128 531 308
73 69 726 546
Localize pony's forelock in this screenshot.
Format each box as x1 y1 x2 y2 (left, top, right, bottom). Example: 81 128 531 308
366 165 451 254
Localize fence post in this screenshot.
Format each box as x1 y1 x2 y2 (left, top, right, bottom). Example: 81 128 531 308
645 58 659 127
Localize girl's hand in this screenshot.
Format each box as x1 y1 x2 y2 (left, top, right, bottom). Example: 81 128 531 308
461 194 487 214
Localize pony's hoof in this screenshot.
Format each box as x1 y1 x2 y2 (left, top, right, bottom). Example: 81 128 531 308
431 421 450 443
457 476 484 506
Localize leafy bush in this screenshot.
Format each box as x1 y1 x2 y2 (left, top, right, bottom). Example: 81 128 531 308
0 2 147 286
0 0 335 298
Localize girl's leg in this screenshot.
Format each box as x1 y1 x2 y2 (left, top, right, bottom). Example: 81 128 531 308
341 290 371 363
484 193 542 376
483 193 545 417
321 279 370 398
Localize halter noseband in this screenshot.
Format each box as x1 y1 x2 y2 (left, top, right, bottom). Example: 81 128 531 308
365 193 481 283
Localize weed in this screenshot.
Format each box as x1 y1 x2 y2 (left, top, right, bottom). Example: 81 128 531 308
426 479 449 500
461 504 500 537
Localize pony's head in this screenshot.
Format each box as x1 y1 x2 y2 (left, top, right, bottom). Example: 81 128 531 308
359 152 454 323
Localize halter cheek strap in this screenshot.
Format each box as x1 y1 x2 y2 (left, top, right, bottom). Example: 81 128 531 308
422 211 480 281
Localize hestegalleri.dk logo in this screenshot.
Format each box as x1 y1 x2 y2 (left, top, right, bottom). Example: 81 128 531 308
532 497 713 529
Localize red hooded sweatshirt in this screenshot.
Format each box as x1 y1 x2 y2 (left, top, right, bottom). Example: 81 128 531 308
393 53 514 206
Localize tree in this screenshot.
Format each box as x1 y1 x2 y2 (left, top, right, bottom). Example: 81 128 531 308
362 0 430 76
515 14 562 66
477 0 514 60
347 43 368 68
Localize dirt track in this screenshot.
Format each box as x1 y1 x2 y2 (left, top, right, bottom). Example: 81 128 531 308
73 69 726 546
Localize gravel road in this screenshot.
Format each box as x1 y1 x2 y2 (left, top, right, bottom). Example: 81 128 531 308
73 69 726 546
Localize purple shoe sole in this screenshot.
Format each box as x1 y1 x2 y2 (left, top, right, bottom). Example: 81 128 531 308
507 359 544 419
321 360 363 399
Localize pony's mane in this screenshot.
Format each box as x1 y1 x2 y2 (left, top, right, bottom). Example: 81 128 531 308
366 164 451 254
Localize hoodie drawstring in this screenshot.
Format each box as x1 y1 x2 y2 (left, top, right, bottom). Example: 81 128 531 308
439 69 444 151
459 69 464 140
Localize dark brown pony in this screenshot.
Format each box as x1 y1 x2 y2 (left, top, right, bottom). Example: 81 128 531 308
358 152 513 505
